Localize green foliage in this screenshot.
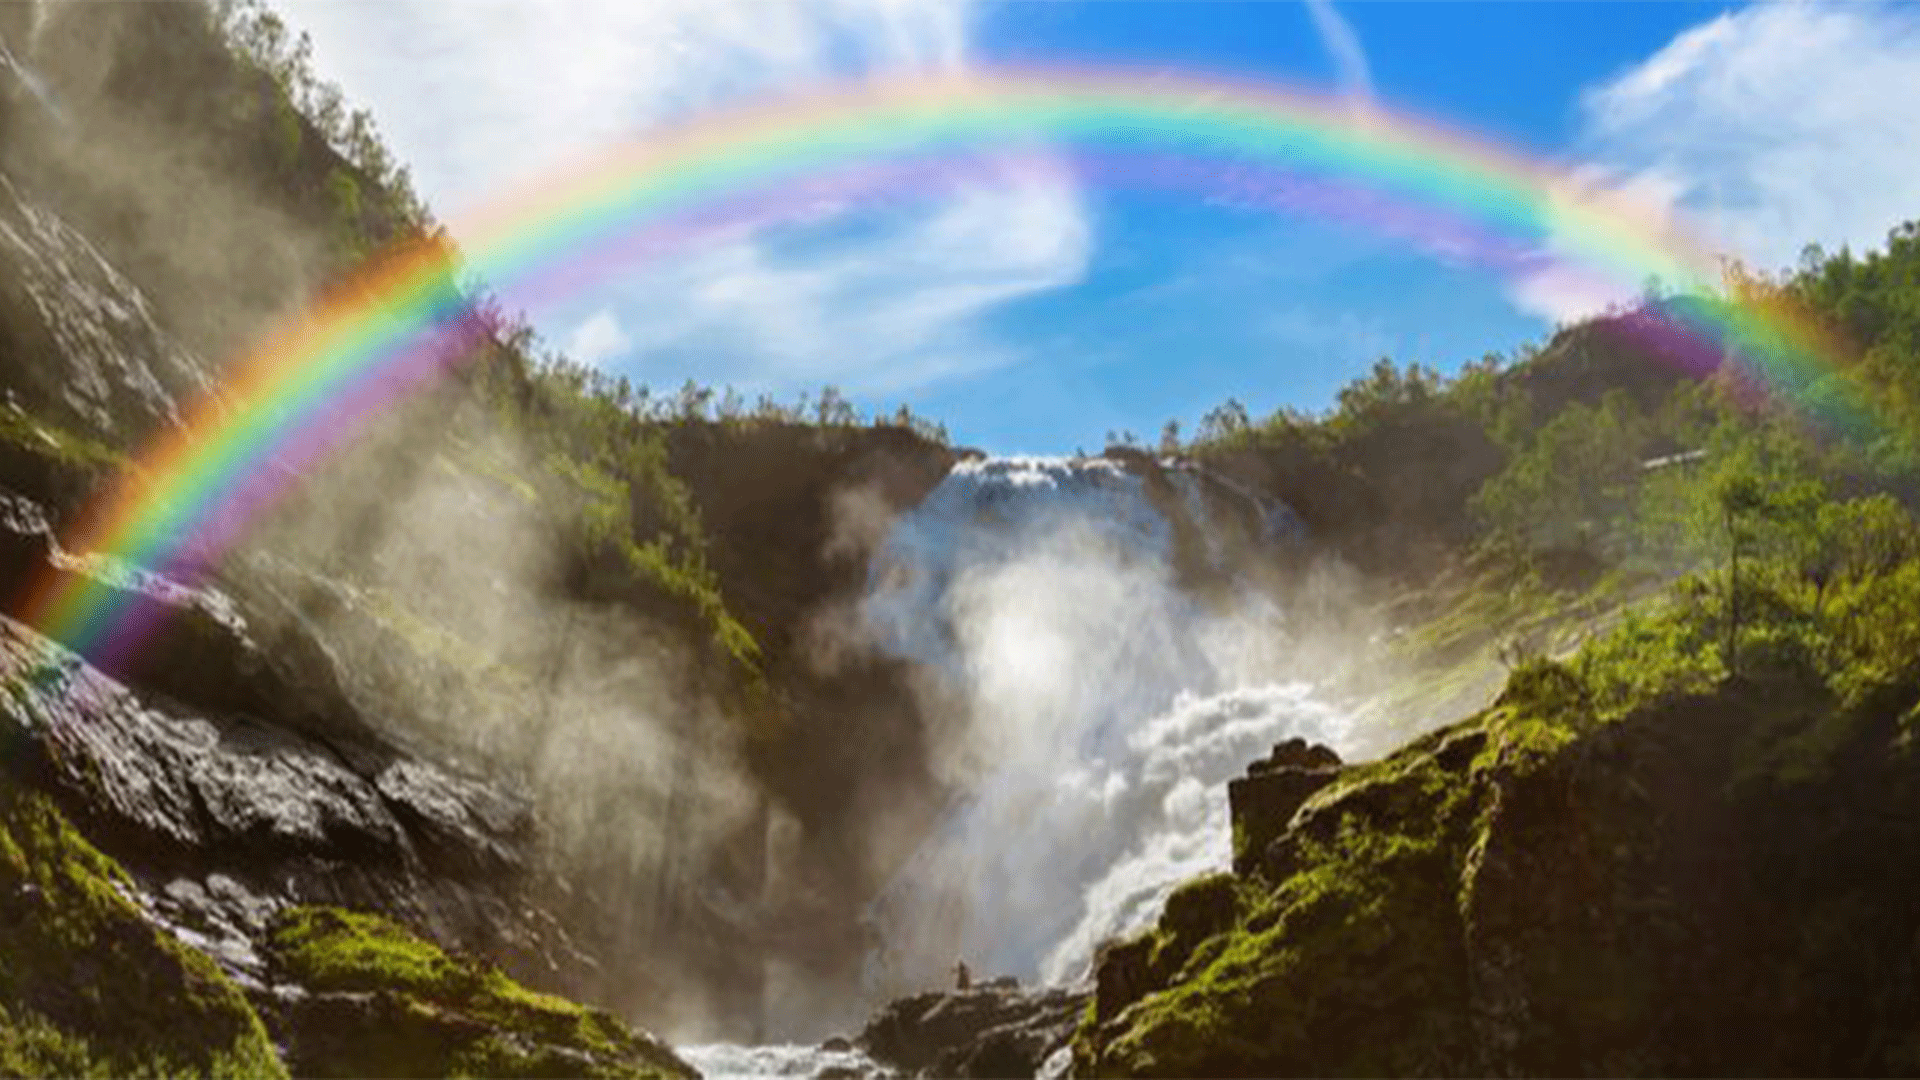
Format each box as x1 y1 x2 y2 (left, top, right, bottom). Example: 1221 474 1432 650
1472 391 1648 554
1824 557 1920 689
512 359 764 676
1494 655 1593 725
0 406 130 473
1575 599 1726 718
1175 212 1920 591
325 167 367 263
211 0 432 232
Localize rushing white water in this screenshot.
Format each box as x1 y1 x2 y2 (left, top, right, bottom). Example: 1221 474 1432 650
679 1042 888 1080
856 455 1353 996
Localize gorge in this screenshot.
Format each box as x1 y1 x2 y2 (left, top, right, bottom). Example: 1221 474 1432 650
6 3 1920 1078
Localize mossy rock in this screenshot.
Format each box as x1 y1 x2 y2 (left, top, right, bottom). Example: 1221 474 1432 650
1080 637 1920 1078
0 785 285 1079
266 906 694 1080
1087 822 1470 1078
1076 667 1624 1077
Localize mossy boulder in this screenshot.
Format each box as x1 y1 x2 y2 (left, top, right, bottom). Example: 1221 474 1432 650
264 905 695 1080
0 785 285 1079
1077 658 1920 1076
1228 739 1342 875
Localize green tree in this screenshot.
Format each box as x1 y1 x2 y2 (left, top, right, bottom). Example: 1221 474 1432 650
1471 391 1648 555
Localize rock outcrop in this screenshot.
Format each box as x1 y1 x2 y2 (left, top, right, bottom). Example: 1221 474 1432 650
1077 661 1920 1076
0 785 285 1078
860 981 1088 1079
261 906 695 1080
0 475 588 983
0 782 691 1080
1227 736 1342 875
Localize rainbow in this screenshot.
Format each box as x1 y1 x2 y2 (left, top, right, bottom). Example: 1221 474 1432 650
14 67 1867 664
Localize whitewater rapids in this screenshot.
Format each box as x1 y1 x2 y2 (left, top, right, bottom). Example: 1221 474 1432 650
857 455 1354 993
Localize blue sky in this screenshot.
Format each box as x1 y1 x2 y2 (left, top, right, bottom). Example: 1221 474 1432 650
284 0 1920 452
914 0 1731 448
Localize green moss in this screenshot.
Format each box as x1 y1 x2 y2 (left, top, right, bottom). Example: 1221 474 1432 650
1080 674 1612 1077
0 1002 113 1079
0 786 285 1080
267 906 690 1080
271 906 474 998
1086 813 1468 1077
0 407 128 472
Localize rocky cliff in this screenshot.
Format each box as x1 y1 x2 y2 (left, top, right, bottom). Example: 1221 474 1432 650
1075 656 1920 1076
0 120 700 1078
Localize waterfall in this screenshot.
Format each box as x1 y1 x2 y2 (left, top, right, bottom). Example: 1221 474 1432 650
854 454 1352 995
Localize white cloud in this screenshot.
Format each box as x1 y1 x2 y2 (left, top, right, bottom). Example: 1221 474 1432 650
565 310 632 368
275 0 1087 396
1506 261 1637 327
278 0 970 211
1526 0 1920 322
603 158 1089 395
1302 0 1374 98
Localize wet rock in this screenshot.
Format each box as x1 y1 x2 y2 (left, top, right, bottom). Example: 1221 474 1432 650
0 480 381 757
0 599 588 992
0 172 212 444
1093 935 1154 1023
1229 738 1342 876
860 984 1088 1079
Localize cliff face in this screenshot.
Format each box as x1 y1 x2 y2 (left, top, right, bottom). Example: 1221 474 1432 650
0 133 699 1069
1076 657 1920 1077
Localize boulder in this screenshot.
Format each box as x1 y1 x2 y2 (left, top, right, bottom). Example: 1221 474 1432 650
860 984 1088 1079
1229 738 1342 876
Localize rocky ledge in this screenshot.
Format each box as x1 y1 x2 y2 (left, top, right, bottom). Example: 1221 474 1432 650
859 980 1089 1079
